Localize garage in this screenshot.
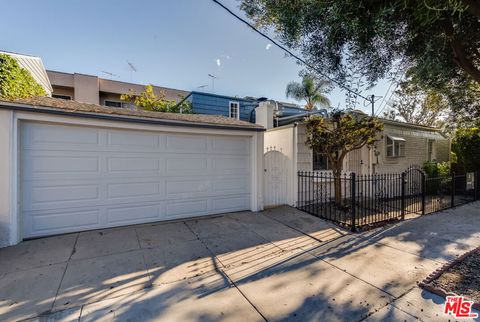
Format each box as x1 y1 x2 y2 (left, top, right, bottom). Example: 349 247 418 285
0 97 264 244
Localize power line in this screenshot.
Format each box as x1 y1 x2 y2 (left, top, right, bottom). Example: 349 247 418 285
211 0 369 101
375 60 405 116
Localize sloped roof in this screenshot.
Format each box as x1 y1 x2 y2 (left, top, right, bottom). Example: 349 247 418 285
0 51 53 95
0 96 264 131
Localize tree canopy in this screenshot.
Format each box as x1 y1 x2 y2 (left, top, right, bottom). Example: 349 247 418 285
452 127 480 172
0 54 46 99
285 75 331 110
383 81 450 128
120 85 192 113
241 0 480 115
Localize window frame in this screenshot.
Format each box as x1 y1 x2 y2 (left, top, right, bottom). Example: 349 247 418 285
386 135 406 158
104 100 128 108
52 94 72 100
229 101 240 120
427 139 435 161
312 150 331 171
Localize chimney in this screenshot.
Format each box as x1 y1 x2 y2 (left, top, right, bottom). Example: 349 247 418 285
255 101 275 129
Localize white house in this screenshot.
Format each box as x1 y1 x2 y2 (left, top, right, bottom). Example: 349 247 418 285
256 101 451 208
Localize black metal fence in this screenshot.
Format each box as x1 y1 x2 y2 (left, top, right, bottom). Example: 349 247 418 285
297 169 479 231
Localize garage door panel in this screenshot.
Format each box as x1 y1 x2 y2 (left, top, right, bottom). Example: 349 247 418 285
213 177 249 193
21 122 252 238
107 182 162 199
107 130 160 148
165 157 208 172
212 195 250 212
107 157 161 173
165 199 209 217
165 134 208 152
28 155 100 174
212 137 250 154
30 184 100 204
25 209 101 236
106 204 163 225
23 123 100 146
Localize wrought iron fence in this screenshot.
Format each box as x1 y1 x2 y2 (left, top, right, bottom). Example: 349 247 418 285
297 169 479 231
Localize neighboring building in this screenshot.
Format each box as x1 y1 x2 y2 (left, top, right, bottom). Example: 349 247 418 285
256 101 450 207
188 91 308 123
0 96 264 247
46 70 189 106
0 51 53 96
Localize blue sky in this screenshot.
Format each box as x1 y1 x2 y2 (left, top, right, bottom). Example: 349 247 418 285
0 0 391 114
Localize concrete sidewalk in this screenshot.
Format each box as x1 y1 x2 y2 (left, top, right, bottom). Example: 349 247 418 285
0 202 479 321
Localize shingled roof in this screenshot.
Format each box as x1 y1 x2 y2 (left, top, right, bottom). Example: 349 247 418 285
0 96 264 131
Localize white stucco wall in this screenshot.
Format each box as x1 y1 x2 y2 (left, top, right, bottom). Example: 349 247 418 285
0 110 14 247
0 109 264 248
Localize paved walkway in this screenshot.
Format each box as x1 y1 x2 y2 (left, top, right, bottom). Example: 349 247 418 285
0 202 479 321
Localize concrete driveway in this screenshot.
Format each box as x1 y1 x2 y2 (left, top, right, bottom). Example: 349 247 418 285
1 203 479 322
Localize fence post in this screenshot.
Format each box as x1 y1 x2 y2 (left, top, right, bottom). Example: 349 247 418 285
350 172 356 232
475 171 479 201
421 172 426 215
451 172 456 208
401 172 406 220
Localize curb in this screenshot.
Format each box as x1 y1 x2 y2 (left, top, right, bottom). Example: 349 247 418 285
418 247 480 311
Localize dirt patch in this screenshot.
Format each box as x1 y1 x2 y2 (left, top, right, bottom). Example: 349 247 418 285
431 250 480 303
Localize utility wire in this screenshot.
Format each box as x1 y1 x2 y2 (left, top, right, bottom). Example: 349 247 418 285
211 0 370 101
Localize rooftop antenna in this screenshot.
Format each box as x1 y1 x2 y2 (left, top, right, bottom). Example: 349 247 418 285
127 61 137 82
100 70 119 79
208 74 219 93
197 84 208 92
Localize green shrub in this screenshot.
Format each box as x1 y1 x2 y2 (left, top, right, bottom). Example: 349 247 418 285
0 54 46 99
452 128 480 172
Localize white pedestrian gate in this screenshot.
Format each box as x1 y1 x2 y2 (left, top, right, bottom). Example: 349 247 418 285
264 149 288 207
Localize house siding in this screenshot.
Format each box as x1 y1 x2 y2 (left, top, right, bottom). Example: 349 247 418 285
374 123 450 173
190 92 258 123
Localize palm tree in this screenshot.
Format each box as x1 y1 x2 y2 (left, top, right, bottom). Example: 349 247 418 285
286 75 331 110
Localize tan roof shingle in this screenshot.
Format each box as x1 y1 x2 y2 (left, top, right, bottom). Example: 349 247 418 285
0 96 264 131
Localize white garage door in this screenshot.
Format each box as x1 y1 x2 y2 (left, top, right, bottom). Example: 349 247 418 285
21 122 251 238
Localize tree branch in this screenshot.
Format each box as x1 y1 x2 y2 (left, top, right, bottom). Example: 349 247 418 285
444 20 480 83
461 0 480 18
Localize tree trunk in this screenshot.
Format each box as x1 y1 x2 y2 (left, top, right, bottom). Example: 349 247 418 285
333 175 343 206
332 163 343 206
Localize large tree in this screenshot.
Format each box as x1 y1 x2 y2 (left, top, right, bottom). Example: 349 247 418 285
305 111 383 204
383 82 450 128
0 54 46 99
286 74 331 110
241 0 480 115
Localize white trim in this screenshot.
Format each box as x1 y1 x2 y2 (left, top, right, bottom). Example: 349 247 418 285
229 101 240 120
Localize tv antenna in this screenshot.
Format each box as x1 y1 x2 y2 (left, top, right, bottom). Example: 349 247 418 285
197 84 208 92
127 61 137 81
208 74 219 93
100 70 119 79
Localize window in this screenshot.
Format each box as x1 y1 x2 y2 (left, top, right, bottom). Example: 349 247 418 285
386 136 406 157
313 150 331 170
104 100 129 108
52 94 71 100
427 140 435 161
229 101 240 120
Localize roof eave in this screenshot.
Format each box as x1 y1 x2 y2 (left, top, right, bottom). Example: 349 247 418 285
0 101 265 132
